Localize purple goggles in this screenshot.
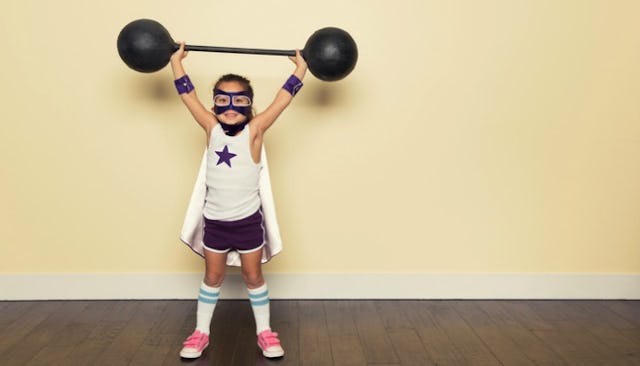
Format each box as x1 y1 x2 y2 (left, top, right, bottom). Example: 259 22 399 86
213 89 253 116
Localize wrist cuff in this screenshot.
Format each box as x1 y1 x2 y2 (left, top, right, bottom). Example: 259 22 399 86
174 75 194 94
282 75 303 96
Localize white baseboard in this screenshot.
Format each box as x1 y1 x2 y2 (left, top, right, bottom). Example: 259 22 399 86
1 273 638 300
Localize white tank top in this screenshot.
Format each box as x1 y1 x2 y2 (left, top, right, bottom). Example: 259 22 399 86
203 124 262 221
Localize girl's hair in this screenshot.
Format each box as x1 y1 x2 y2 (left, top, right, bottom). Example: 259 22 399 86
214 73 255 120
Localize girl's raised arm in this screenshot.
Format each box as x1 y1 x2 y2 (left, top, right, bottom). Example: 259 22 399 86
170 42 217 134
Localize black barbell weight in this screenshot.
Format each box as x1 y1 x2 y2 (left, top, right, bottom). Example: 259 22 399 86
117 19 358 82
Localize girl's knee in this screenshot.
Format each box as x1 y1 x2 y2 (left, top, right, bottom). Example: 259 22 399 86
242 270 264 289
204 272 225 287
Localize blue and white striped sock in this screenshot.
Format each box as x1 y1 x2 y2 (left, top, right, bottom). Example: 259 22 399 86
248 283 271 334
196 282 220 335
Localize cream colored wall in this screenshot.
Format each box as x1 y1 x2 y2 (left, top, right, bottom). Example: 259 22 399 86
1 0 639 275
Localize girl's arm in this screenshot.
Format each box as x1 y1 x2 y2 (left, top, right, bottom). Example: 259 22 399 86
252 50 308 135
170 42 217 134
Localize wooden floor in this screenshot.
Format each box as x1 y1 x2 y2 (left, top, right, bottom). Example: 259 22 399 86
0 300 638 366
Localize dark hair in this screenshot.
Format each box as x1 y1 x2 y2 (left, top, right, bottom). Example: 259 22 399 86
213 73 254 120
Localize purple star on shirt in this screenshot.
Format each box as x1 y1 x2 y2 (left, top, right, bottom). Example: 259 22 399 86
215 145 236 167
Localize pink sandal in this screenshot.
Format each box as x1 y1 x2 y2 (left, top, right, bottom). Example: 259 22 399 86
180 330 209 358
257 330 285 358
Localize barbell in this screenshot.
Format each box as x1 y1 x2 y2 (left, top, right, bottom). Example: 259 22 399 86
116 19 358 82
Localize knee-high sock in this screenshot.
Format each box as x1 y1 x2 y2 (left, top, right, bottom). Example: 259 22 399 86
248 283 271 334
196 282 220 335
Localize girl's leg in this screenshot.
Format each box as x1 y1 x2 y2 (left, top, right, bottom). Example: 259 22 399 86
240 249 269 333
180 250 227 359
197 250 228 333
240 248 265 289
204 249 228 287
240 249 284 358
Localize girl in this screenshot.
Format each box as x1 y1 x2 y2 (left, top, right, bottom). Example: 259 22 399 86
170 42 307 359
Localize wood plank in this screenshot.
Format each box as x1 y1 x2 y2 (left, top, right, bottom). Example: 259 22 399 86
324 300 367 366
387 328 436 366
453 301 536 366
229 301 261 365
480 301 567 365
67 297 144 365
63 322 128 365
269 300 300 366
49 301 116 347
24 345 76 366
618 329 640 363
499 300 555 330
409 300 468 365
608 301 640 327
66 297 144 365
351 301 399 364
91 301 166 366
128 300 193 366
29 301 118 366
0 301 64 359
528 301 627 366
427 301 501 366
298 300 333 366
0 301 36 330
98 300 142 323
375 300 416 329
562 301 640 365
161 301 198 366
0 301 85 365
374 300 435 365
208 300 250 365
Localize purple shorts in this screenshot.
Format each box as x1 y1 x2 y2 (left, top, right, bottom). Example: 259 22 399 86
203 209 266 254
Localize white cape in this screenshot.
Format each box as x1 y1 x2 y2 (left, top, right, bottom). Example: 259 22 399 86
180 147 283 267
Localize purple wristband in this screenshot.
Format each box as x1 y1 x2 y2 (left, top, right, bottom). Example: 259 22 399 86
282 75 303 96
174 75 194 94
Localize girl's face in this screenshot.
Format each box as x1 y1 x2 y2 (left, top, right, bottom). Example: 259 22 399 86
213 81 252 125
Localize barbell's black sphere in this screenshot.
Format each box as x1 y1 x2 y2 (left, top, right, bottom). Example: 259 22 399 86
117 19 175 73
303 27 358 81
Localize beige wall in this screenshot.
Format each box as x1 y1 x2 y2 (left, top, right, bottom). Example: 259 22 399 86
1 0 639 275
